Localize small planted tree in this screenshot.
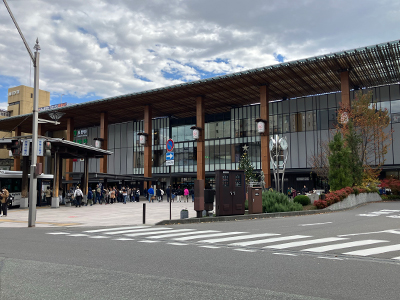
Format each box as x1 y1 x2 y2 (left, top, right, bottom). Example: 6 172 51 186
328 132 352 191
238 149 256 185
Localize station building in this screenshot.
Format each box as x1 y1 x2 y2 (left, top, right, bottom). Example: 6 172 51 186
1 40 400 192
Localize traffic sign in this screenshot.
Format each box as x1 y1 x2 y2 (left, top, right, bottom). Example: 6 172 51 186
166 139 174 152
166 160 174 166
166 152 174 160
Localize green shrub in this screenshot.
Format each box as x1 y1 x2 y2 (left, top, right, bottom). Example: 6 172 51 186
293 195 311 206
262 190 303 213
245 199 248 210
381 194 400 200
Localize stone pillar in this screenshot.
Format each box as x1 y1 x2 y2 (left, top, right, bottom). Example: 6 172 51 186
51 151 60 208
13 126 21 171
260 85 271 188
341 71 351 109
66 118 74 188
144 105 152 189
100 112 108 173
196 96 205 181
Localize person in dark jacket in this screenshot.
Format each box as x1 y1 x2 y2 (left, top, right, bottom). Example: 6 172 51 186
166 186 171 202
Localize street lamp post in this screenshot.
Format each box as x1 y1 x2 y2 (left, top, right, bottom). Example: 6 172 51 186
3 0 40 227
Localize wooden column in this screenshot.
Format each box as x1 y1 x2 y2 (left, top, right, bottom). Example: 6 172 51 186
37 123 44 168
66 118 74 185
196 96 205 181
100 112 108 173
13 126 21 171
144 105 152 189
260 85 271 188
58 154 63 192
341 71 351 109
53 151 59 198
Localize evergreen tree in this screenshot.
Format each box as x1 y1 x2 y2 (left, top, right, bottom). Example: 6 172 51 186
344 120 363 186
238 151 256 185
328 132 352 191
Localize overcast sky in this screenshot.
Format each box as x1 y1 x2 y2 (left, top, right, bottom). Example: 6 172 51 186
0 0 399 110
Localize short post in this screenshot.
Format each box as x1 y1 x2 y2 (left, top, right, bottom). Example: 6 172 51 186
169 196 172 220
143 203 146 224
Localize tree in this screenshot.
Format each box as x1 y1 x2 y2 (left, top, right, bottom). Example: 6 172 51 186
309 140 330 182
238 151 256 185
328 132 352 191
344 120 363 186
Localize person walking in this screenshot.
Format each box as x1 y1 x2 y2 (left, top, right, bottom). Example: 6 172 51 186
184 187 189 202
166 186 171 202
122 187 127 204
148 186 154 202
45 186 52 205
0 187 9 217
135 189 140 202
110 187 116 204
86 189 93 206
74 186 83 207
190 187 194 202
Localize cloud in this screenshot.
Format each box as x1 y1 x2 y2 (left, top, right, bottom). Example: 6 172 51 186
0 102 7 110
0 0 399 105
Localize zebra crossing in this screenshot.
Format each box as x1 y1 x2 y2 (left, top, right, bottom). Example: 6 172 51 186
46 225 400 260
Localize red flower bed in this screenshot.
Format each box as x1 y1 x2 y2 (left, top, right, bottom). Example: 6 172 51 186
380 178 400 195
314 187 366 209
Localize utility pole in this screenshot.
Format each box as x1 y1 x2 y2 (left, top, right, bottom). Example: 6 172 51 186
3 0 40 227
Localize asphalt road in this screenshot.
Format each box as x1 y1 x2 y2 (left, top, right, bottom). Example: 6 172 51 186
1 202 400 300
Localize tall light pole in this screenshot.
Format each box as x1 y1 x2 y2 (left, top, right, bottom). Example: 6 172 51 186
3 0 40 227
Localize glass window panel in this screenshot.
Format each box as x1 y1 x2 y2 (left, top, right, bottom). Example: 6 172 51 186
298 112 306 132
290 114 297 132
391 100 400 113
289 99 297 113
305 97 313 111
328 94 336 108
297 98 305 111
319 95 328 110
272 102 277 115
380 85 390 102
282 100 290 114
277 115 283 134
283 114 290 133
328 109 337 129
223 120 231 138
269 117 273 135
277 101 282 114
272 115 278 134
306 111 314 131
390 85 400 101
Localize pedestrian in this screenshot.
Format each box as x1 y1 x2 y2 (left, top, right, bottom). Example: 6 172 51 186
184 187 189 202
0 187 9 217
160 188 164 201
86 189 93 206
301 185 308 195
74 185 83 207
166 186 171 202
110 187 116 204
123 187 127 204
156 188 162 202
95 184 101 204
148 186 154 202
287 187 292 199
135 189 140 202
45 186 52 205
190 187 194 202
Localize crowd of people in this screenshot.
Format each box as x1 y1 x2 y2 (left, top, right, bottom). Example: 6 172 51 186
63 184 195 207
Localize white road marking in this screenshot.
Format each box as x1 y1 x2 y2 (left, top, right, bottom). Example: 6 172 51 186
104 227 170 235
137 240 159 243
124 229 186 237
302 240 388 252
46 232 70 235
338 229 400 237
88 236 109 239
387 215 400 219
299 222 332 227
199 233 280 243
167 243 188 246
148 230 218 239
174 232 247 241
113 238 134 241
273 253 297 256
229 235 310 247
68 234 89 237
199 246 221 249
234 249 257 253
84 226 149 233
391 256 400 260
344 244 400 256
318 257 343 260
265 237 347 249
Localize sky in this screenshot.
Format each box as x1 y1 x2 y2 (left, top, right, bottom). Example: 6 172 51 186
0 0 399 111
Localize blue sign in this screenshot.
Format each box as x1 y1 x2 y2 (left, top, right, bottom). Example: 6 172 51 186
166 152 174 160
166 139 174 152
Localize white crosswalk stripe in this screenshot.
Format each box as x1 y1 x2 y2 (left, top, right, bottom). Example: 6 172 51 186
302 240 388 253
124 228 193 237
343 244 400 256
84 226 149 233
104 227 172 235
174 232 247 241
265 237 347 249
229 235 309 247
148 230 218 239
199 233 280 244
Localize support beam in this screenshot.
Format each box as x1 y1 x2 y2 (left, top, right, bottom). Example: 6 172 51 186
144 105 152 189
83 156 89 203
341 71 351 109
100 112 108 173
260 85 271 188
196 96 205 181
13 126 21 171
37 123 43 169
52 150 60 208
66 118 74 186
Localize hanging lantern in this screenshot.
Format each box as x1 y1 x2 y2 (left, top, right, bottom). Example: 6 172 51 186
257 121 265 133
139 135 146 145
193 128 200 139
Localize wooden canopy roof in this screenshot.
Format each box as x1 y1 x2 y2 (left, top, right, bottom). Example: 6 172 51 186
1 40 399 133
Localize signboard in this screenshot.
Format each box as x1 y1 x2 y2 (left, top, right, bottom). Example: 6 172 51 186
22 140 30 156
166 139 174 152
37 139 44 156
38 102 67 112
166 152 174 160
166 160 174 166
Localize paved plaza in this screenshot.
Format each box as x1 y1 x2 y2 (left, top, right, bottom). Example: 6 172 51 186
0 199 196 227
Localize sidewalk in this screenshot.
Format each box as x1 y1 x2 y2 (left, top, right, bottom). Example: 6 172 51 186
0 200 195 228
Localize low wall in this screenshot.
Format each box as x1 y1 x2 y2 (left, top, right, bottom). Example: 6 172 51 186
324 193 382 211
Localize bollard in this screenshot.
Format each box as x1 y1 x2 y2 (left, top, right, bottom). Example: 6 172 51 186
143 203 146 224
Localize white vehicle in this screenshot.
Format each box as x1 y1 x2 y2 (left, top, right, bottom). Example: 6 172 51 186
0 170 53 207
